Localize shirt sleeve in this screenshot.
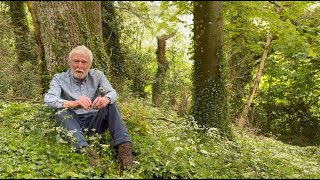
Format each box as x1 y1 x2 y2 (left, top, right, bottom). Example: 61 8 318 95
43 75 67 109
99 72 118 104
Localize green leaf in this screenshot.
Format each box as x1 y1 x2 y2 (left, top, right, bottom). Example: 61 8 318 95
160 1 169 10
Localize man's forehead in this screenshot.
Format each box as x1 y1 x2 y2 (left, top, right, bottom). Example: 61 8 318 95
72 53 90 60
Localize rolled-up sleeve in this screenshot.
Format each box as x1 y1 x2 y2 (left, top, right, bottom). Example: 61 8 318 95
99 73 118 104
43 76 66 109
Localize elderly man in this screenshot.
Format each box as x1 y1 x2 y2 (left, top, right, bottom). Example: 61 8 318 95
44 45 134 169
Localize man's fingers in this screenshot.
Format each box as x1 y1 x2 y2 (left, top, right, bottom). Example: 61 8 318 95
92 97 103 108
77 100 87 110
78 96 92 110
78 99 89 109
82 96 92 106
92 98 99 107
92 97 109 110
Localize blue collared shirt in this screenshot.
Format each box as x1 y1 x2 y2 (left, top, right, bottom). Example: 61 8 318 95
44 69 118 114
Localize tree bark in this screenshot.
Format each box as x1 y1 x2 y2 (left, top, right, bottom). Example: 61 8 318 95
101 1 125 93
192 1 232 138
8 1 36 67
30 1 104 77
152 31 176 106
27 1 45 94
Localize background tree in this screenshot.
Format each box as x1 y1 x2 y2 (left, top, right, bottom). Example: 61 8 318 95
101 1 125 93
157 1 193 116
238 33 273 128
192 1 232 137
253 1 320 144
30 1 106 92
8 1 36 68
116 1 193 106
116 1 155 98
224 2 267 121
0 2 40 99
152 31 176 106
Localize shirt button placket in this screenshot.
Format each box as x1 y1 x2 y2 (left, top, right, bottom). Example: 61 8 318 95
80 83 85 96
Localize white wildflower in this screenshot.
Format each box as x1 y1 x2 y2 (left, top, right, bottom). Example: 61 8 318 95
200 149 210 156
187 138 195 145
168 137 180 142
189 159 195 167
174 147 184 153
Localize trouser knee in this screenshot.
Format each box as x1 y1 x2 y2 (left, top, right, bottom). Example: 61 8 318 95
107 103 120 114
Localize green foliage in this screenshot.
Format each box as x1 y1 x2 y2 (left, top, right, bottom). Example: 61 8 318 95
0 2 41 99
224 1 270 119
221 1 320 146
249 3 320 144
0 59 42 99
0 98 320 178
1 1 320 178
116 1 193 111
122 47 155 98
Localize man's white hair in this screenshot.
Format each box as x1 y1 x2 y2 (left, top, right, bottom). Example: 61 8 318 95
68 45 93 64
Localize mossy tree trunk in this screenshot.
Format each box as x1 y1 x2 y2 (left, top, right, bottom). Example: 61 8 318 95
192 1 232 138
101 1 125 93
30 1 105 84
27 2 45 95
8 1 36 67
152 32 176 106
81 2 106 74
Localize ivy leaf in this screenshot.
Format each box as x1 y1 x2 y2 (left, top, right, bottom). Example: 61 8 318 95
56 134 68 144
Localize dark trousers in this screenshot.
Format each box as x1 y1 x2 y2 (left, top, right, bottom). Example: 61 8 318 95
55 103 131 149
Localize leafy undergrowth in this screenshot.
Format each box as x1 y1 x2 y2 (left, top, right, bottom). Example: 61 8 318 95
0 98 319 179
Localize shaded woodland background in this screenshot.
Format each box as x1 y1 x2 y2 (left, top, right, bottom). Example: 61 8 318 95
1 1 320 146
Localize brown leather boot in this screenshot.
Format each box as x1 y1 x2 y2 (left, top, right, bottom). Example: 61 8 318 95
117 142 134 169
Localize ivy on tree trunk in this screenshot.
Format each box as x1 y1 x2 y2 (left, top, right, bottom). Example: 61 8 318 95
192 1 232 138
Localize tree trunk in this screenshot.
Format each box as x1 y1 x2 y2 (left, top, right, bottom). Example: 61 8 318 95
81 2 105 73
8 1 36 67
237 2 281 128
26 1 45 94
101 1 125 93
237 33 273 128
30 1 104 78
192 1 232 138
152 32 176 106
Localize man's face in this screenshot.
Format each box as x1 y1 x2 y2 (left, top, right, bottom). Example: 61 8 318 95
69 52 92 80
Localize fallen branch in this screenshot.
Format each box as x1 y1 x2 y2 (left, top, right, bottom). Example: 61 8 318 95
237 33 273 128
